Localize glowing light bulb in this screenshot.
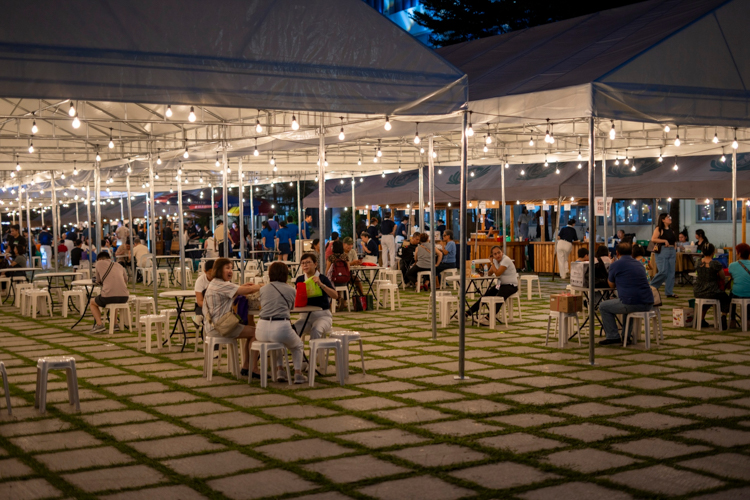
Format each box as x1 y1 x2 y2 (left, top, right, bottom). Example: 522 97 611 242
15 161 20 171
68 102 76 117
721 154 726 162
578 163 582 169
270 156 275 166
381 172 385 177
529 137 534 146
578 151 582 160
31 121 38 134
154 173 159 180
420 147 424 154
674 135 680 147
96 153 101 162
72 116 80 128
624 157 629 165
156 156 162 165
555 168 560 174
127 166 132 173
28 142 34 154
414 132 420 144
483 145 488 153
291 115 299 130
357 158 362 166
466 123 474 137
255 120 262 133
664 125 670 132
188 106 196 122
360 177 363 182
609 122 616 140
520 169 525 175
713 132 719 144
432 151 437 158
732 137 739 149
667 197 672 202
377 148 382 157
183 148 189 159
673 163 678 171
165 105 172 118
73 166 78 176
486 134 492 144
658 154 663 162
254 146 259 156
631 164 636 171
384 117 391 131
339 128 345 141
373 156 378 163
215 157 220 167
545 130 550 143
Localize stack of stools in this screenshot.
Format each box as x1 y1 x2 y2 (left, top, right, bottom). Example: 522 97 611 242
330 331 366 381
35 356 80 414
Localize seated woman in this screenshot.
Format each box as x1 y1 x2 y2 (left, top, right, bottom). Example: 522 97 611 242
203 258 263 378
693 243 730 330
256 262 306 384
406 233 434 289
326 240 353 300
88 251 129 334
728 243 750 329
467 245 518 326
695 229 711 254
194 260 214 321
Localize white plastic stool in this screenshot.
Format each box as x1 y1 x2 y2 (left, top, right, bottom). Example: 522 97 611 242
133 297 156 333
416 271 431 292
0 277 11 296
29 290 52 319
381 269 405 290
377 283 401 311
203 336 239 380
546 311 581 347
520 275 542 300
156 268 169 287
731 298 750 332
440 269 459 289
14 283 33 308
480 296 508 329
162 308 186 335
335 286 352 312
106 303 133 334
308 338 344 387
62 290 85 318
249 341 292 388
176 268 194 287
330 331 366 380
76 268 91 280
0 361 11 415
138 314 168 353
35 356 80 414
31 256 42 269
694 298 721 331
436 293 459 327
624 309 661 349
506 291 523 321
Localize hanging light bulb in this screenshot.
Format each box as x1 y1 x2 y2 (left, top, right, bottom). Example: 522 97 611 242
438 169 442 174
674 135 681 147
127 166 132 174
357 158 362 166
520 168 525 176
555 167 560 174
215 155 220 167
398 163 402 173
466 113 474 137
614 151 620 166
658 152 663 162
373 153 378 163
543 156 548 167
483 145 488 153
177 165 183 176
28 138 34 154
577 163 582 169
270 155 275 166
664 125 670 133
381 171 385 178
31 120 38 134
360 177 363 182
713 132 719 144
631 163 636 172
95 151 101 162
60 173 65 179
15 156 20 171
545 121 551 143
504 162 509 168
73 162 78 176
339 179 344 185
199 174 204 183
420 147 425 154
721 148 726 162
667 197 672 202
339 127 345 141
432 150 437 159
72 116 80 129
156 153 162 165
673 161 678 171
183 147 189 159
609 121 616 140
188 106 196 122
291 115 299 130
577 149 582 160
273 165 277 172
384 116 391 131
68 102 76 117
732 129 739 149
254 146 259 156
165 105 173 118
154 172 159 180
486 133 492 145
624 150 629 165
414 123 420 144
529 136 534 146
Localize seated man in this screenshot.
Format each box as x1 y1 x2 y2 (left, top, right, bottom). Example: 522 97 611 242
115 242 131 268
575 247 589 262
398 233 419 275
598 242 654 346
467 245 519 325
88 251 130 334
132 240 149 267
70 239 84 270
360 232 379 264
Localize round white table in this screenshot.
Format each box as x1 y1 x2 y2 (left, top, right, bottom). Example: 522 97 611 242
0 267 42 304
159 290 197 351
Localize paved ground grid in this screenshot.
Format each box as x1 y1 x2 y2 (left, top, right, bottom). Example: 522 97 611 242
0 275 749 499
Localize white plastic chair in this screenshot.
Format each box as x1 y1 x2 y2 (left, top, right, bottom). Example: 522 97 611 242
694 298 721 331
480 296 508 329
35 356 80 414
249 341 292 388
0 361 11 415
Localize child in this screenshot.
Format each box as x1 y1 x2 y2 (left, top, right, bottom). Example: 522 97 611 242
575 248 589 262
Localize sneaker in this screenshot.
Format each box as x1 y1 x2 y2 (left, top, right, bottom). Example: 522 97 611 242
240 368 249 377
598 338 622 346
294 373 308 384
88 324 106 334
701 320 711 329
276 371 288 383
113 324 120 332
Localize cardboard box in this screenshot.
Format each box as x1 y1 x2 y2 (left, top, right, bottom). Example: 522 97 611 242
672 307 694 327
550 294 583 313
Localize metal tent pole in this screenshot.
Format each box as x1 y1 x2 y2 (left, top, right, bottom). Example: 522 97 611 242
126 175 135 292
733 147 737 254
25 187 32 259
457 111 468 380
501 160 506 255
588 117 596 366
419 165 424 232
76 199 80 228
94 163 102 252
319 118 326 268
86 181 92 276
238 158 245 284
602 153 607 246
149 155 158 310
351 176 356 247
119 197 123 223
297 178 303 244
177 165 186 290
249 175 255 259
211 183 216 233
428 137 437 341
51 172 59 272
222 146 229 259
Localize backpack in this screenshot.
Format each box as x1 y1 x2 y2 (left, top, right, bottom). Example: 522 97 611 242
328 258 351 285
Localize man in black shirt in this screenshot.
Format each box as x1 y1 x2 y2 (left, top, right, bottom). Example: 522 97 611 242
361 231 379 265
397 233 420 275
436 219 447 234
70 239 84 269
557 218 578 279
380 213 397 269
8 225 26 255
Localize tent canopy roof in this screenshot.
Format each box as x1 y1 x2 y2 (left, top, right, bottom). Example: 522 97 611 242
0 0 466 116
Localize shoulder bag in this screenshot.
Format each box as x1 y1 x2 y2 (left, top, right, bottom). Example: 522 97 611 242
203 284 241 337
647 229 662 254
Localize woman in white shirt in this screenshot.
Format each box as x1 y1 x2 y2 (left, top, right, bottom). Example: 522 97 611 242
467 246 519 325
204 236 218 258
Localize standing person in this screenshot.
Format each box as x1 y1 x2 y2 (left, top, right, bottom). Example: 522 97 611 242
598 242 654 345
276 220 292 261
436 219 447 235
367 217 380 247
325 232 339 261
268 217 279 231
257 262 307 383
729 243 750 329
162 221 172 256
294 253 337 342
203 258 263 378
229 221 240 250
214 219 226 257
650 213 678 298
7 225 26 254
556 218 578 279
380 213 397 269
518 207 531 240
38 226 53 269
115 222 130 249
88 251 130 334
301 214 313 240
466 245 519 325
261 221 276 263
360 232 379 264
694 243 730 330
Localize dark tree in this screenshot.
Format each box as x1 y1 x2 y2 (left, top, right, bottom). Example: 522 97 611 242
412 0 644 47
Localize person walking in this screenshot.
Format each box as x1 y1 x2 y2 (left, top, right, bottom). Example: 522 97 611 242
380 213 397 269
650 213 678 298
556 218 578 279
162 221 172 256
38 226 53 269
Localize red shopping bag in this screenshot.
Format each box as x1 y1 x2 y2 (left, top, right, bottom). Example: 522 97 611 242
295 282 308 308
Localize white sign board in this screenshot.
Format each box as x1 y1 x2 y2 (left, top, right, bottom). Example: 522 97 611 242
594 197 613 217
543 204 550 211
526 204 536 210
563 204 571 211
478 201 487 210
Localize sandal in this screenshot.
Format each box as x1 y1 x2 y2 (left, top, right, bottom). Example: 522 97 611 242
667 294 679 298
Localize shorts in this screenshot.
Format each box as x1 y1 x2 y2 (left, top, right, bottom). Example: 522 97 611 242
95 295 129 307
279 243 291 254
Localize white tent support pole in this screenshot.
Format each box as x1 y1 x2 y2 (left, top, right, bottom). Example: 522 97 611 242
76 200 80 228
249 177 255 262
41 207 44 228
588 117 596 366
119 198 123 223
211 184 216 234
149 155 158 311
351 177 356 247
126 175 136 292
86 182 92 277
238 158 245 284
222 147 229 259
25 188 32 259
733 147 737 254
319 118 326 268
297 178 303 244
51 172 59 272
457 110 468 380
419 165 424 232
95 163 102 252
501 161 506 256
428 136 437 341
602 153 607 246
177 167 186 291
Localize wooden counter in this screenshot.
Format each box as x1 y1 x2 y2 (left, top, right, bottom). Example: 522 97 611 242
530 241 606 275
469 240 527 270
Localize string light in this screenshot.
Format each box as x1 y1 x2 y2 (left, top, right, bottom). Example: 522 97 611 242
165 105 172 118
28 137 34 154
544 155 548 167
545 119 551 143
674 134 681 147
721 148 726 162
188 106 196 122
466 112 474 136
414 123 420 144
384 116 391 131
73 161 78 176
255 118 262 133
713 131 719 144
529 136 534 146
673 157 679 171
624 150 629 165
732 128 739 149
183 147 189 159
95 151 101 162
68 102 76 117
664 124 670 132
215 155 220 167
614 151 620 166
357 158 362 166
338 117 345 140
156 148 162 165
31 119 38 134
72 116 80 129
485 130 492 144
127 166 132 174
15 155 20 171
291 114 299 130
609 120 616 140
